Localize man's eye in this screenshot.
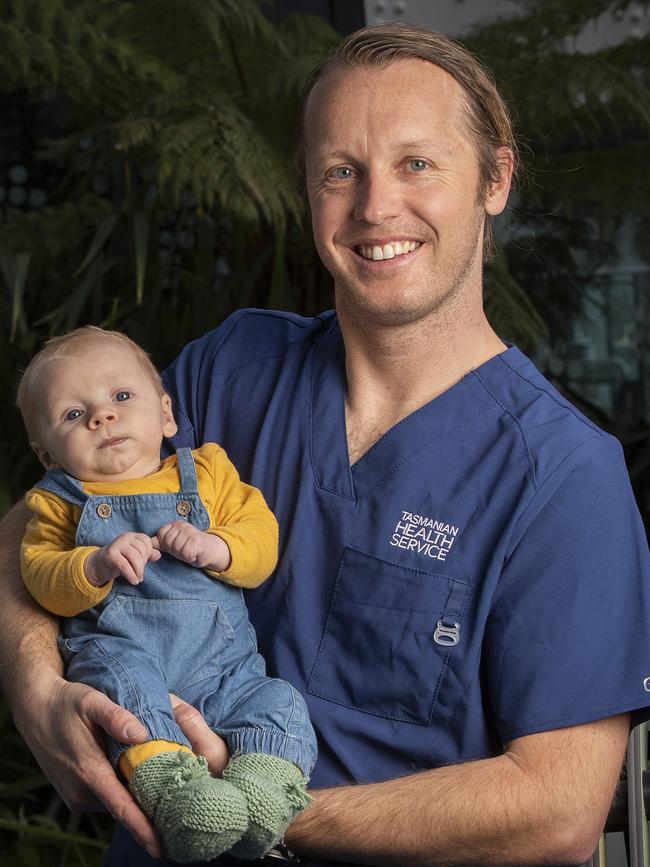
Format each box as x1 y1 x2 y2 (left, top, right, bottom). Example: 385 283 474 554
408 159 429 171
330 167 355 181
65 409 83 421
116 391 131 402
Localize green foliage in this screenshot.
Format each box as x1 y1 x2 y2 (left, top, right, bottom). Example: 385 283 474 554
0 0 342 504
468 0 650 340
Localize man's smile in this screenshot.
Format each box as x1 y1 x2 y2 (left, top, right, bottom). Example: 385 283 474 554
356 240 422 261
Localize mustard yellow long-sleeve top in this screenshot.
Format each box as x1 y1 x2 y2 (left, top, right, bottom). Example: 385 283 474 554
21 443 279 617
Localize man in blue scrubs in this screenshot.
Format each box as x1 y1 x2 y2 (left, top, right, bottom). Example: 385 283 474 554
2 23 650 866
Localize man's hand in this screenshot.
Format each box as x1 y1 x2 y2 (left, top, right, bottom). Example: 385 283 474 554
171 694 230 775
85 533 161 587
11 672 162 858
154 522 231 572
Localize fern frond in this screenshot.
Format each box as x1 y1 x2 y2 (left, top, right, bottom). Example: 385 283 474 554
0 22 31 85
275 13 341 92
115 118 163 151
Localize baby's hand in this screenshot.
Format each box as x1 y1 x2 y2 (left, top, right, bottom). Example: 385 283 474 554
154 521 231 572
85 533 161 587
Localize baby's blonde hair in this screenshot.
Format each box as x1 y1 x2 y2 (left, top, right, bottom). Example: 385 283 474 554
17 326 165 441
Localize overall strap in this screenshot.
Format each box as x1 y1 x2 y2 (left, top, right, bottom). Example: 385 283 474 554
176 447 199 494
34 469 88 507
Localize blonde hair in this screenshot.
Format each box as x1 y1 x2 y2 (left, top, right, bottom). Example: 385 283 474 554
17 326 164 440
298 22 518 259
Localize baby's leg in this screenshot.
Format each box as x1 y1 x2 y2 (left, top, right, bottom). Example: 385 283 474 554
64 636 248 862
187 657 316 859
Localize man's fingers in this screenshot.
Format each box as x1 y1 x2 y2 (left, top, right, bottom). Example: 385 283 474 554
170 694 230 775
77 691 161 855
79 688 148 744
93 761 161 858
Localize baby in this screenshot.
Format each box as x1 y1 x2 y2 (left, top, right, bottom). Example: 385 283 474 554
16 326 316 863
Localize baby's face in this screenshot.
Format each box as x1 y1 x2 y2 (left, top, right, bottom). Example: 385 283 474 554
32 341 177 482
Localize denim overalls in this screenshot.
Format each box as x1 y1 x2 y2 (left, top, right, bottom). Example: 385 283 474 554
38 448 316 776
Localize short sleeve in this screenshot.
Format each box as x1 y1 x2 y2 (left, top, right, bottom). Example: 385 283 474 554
484 434 650 744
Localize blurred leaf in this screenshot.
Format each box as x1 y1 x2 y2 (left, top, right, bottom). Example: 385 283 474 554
0 247 32 342
133 209 151 306
74 214 119 277
0 773 49 799
0 817 106 847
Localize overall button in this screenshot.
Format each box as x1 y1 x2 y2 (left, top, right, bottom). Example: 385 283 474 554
176 500 191 517
96 503 112 519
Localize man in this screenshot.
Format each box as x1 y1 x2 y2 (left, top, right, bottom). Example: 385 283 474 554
2 23 649 867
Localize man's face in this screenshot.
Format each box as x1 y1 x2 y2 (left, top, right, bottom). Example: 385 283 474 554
304 59 511 328
32 341 177 482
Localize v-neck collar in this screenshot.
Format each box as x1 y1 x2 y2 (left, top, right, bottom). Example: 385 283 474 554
309 320 356 500
310 318 521 501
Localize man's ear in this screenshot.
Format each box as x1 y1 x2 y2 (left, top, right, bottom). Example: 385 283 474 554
485 147 514 217
31 442 54 471
161 394 178 438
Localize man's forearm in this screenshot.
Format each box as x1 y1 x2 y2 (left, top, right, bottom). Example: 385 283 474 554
287 715 629 866
288 755 571 867
0 500 61 702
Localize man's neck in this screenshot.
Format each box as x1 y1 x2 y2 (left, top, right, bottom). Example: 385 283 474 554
339 305 506 465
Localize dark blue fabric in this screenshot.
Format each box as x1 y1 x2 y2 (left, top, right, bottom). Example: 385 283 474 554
105 308 650 864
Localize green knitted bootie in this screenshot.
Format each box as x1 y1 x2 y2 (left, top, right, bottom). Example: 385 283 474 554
130 751 249 863
222 753 313 860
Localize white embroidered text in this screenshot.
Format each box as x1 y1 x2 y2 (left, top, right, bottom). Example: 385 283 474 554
389 511 459 561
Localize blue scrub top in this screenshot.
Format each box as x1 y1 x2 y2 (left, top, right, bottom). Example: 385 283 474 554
163 308 650 790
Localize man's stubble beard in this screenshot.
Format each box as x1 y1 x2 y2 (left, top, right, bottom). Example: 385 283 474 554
334 218 485 331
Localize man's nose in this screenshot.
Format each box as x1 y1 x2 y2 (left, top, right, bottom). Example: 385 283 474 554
354 172 402 225
88 406 117 428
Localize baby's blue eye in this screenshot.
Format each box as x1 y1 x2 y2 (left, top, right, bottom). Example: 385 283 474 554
65 409 83 421
116 391 131 402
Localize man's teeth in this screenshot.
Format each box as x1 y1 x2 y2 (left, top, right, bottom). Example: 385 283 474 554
358 241 419 261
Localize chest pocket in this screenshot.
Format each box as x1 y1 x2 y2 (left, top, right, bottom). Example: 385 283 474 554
307 547 472 726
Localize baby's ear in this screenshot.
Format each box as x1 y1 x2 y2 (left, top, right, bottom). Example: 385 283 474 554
31 442 55 470
161 394 178 438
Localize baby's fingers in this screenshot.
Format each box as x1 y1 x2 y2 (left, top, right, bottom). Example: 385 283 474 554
122 541 154 582
155 523 175 548
156 522 185 552
116 553 143 586
178 537 202 564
